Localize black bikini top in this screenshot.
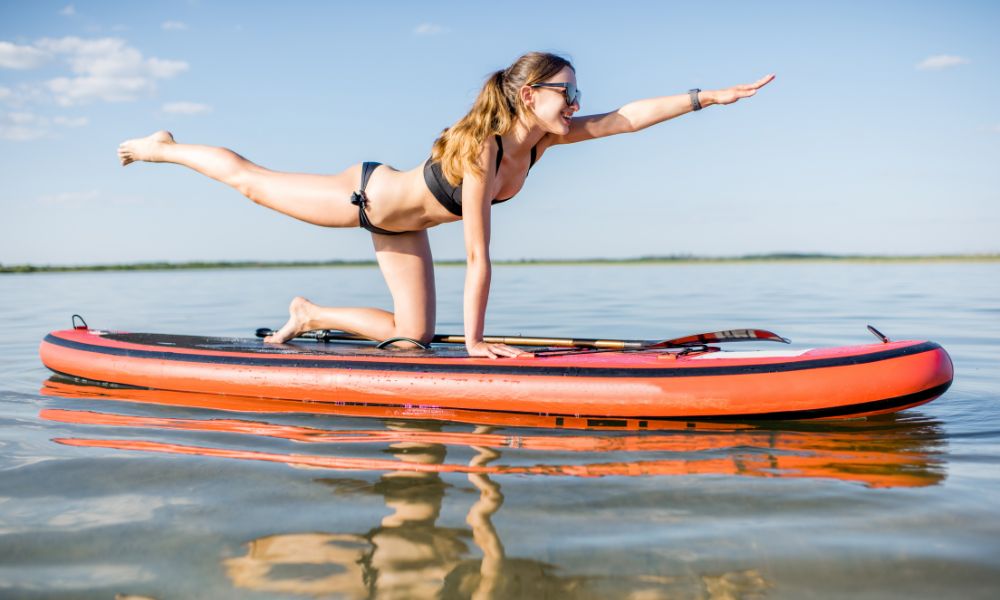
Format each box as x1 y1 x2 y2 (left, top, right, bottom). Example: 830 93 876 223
423 134 537 217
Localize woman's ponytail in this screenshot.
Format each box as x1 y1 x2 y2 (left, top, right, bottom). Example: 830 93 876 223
430 53 573 186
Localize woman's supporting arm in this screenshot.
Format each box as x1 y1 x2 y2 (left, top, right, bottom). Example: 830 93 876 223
461 140 530 359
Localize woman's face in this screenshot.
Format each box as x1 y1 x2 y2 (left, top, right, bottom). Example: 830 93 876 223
524 66 579 135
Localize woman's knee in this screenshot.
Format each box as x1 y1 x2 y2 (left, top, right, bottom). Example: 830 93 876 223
394 326 434 346
233 165 271 204
395 301 436 345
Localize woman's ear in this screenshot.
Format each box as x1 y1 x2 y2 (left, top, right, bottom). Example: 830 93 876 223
519 85 534 110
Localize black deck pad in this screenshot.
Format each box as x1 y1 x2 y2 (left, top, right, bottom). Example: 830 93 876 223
104 332 475 358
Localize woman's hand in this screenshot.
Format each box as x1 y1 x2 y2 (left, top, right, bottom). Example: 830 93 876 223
466 340 533 359
706 74 775 106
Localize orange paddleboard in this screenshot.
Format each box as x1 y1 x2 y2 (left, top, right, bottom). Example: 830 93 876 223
40 327 953 420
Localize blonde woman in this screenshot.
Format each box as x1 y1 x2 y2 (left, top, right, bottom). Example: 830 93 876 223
118 52 773 358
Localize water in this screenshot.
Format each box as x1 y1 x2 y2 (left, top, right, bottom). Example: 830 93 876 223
2 262 999 599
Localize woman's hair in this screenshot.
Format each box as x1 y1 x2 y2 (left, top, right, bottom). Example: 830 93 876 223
430 52 574 186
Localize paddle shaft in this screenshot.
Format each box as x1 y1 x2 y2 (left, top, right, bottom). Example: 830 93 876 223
255 328 646 349
255 327 788 349
438 334 646 349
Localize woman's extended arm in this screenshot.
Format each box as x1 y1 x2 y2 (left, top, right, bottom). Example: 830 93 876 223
548 74 775 146
461 141 530 359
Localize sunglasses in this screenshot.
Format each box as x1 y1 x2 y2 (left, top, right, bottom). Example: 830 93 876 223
529 82 581 106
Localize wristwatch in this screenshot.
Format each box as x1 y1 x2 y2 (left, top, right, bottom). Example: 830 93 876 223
689 88 702 111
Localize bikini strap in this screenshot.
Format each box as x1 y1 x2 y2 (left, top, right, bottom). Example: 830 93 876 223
529 145 537 169
359 161 379 191
494 134 503 173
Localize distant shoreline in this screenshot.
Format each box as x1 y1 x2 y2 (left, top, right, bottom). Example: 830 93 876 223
3 253 999 274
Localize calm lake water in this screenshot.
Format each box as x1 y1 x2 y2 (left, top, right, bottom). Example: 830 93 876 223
2 262 999 599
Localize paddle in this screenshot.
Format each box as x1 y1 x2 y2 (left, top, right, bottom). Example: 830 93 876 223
254 327 790 350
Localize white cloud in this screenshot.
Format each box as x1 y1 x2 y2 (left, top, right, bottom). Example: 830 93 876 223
413 23 448 36
1 36 187 132
146 57 188 78
31 36 188 106
46 75 149 105
0 127 43 141
916 54 970 71
53 115 88 127
38 189 100 205
0 82 47 107
162 21 188 31
162 101 211 115
1 111 49 140
0 110 88 141
0 41 51 69
7 111 38 125
59 4 76 17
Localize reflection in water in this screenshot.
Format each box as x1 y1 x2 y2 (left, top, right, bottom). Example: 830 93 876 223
361 422 466 598
223 533 370 597
224 423 775 599
40 377 947 598
220 422 505 598
40 376 947 488
42 405 947 488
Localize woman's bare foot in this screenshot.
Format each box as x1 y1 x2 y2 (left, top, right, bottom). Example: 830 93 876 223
264 296 318 344
118 130 175 166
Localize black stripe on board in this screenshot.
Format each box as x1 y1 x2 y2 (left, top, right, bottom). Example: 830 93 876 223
690 379 952 421
45 372 952 422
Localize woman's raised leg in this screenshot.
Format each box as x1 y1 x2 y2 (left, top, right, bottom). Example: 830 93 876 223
118 130 360 227
265 230 436 345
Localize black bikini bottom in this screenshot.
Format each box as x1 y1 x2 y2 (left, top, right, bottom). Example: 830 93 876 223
350 161 404 236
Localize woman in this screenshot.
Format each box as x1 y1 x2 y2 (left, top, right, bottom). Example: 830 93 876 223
118 52 773 358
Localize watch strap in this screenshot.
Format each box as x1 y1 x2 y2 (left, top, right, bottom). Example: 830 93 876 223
689 88 702 111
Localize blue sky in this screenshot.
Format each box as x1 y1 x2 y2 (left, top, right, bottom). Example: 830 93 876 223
2 0 998 265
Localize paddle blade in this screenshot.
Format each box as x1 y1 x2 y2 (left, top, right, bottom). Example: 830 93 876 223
652 329 790 348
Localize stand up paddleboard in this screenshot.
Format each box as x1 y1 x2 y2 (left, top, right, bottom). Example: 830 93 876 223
39 318 952 420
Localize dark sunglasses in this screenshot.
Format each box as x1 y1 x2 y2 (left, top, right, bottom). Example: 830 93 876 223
529 82 581 106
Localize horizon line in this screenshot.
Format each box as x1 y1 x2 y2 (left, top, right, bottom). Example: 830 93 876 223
4 253 1000 274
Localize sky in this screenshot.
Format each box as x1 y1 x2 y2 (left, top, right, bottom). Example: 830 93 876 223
1 0 998 265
